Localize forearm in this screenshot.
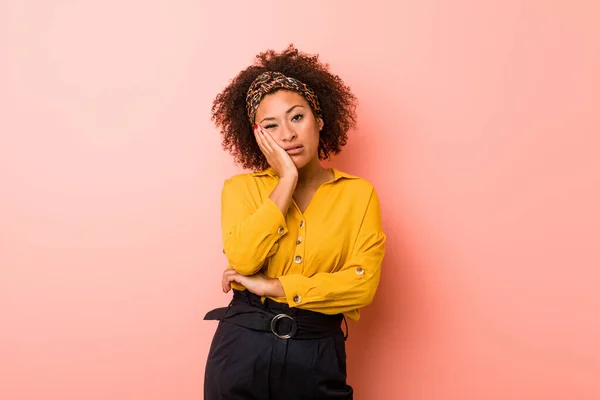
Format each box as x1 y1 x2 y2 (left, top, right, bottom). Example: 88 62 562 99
277 231 386 314
268 278 286 297
269 175 297 215
223 201 287 275
223 269 286 297
277 266 382 314
222 176 293 275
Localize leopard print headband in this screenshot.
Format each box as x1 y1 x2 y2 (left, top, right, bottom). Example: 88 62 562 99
246 71 322 125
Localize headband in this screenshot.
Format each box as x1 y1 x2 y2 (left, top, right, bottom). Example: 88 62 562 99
246 71 322 124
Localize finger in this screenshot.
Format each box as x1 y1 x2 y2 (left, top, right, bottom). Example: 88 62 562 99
222 269 235 292
253 125 266 150
223 279 231 293
223 269 241 281
221 274 229 292
260 128 279 152
254 127 272 159
257 127 274 153
222 272 237 293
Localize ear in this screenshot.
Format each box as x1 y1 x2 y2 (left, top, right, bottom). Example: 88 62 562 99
317 117 324 131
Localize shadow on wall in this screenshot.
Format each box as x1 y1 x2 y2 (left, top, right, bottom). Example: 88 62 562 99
329 120 422 394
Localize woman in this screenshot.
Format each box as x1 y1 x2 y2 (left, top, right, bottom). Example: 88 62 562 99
204 45 386 400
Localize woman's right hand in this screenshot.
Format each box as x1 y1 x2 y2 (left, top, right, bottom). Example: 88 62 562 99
254 125 298 180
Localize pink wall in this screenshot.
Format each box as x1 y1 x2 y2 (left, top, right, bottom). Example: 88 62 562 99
1 1 599 399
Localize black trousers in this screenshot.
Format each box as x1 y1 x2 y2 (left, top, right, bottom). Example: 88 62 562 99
204 291 353 400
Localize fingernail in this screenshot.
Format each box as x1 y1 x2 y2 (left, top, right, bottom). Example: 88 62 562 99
253 124 258 129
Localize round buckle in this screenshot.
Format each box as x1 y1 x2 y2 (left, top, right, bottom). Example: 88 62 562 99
270 313 295 339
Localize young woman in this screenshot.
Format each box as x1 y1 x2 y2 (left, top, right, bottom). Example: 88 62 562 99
204 45 386 400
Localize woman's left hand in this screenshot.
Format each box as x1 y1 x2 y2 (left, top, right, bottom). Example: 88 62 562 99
222 268 285 297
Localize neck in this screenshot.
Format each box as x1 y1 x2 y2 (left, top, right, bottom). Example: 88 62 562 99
296 159 329 187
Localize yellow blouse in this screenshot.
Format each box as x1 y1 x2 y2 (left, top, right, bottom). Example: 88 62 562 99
221 167 386 321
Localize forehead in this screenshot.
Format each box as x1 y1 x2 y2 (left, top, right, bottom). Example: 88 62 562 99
255 90 310 119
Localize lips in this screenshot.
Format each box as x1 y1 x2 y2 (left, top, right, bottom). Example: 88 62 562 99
284 145 303 155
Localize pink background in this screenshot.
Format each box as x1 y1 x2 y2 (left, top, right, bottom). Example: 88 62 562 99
1 1 599 399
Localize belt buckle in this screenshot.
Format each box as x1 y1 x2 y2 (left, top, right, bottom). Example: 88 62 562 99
270 313 296 339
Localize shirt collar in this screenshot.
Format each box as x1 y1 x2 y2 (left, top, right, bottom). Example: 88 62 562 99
331 168 359 182
252 167 358 183
251 167 276 177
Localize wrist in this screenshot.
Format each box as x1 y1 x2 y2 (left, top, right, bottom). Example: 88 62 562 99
279 170 298 182
267 278 285 297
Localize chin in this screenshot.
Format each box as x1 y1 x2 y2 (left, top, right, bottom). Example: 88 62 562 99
293 155 322 171
291 155 311 169
292 160 308 169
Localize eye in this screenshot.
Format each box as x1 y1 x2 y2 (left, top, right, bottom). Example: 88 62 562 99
291 114 304 122
264 124 277 129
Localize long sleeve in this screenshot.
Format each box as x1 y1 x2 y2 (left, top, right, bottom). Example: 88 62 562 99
277 188 386 320
221 177 288 276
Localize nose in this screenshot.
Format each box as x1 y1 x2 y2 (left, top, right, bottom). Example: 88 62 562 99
281 122 297 142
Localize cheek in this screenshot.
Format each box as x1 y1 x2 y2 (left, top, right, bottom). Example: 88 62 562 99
305 130 320 148
265 129 283 143
299 121 318 139
273 133 287 147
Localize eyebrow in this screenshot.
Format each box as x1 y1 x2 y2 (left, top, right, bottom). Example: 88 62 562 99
259 104 305 124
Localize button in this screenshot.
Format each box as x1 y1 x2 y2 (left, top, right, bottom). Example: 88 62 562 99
296 237 303 244
293 295 302 303
277 226 285 235
356 267 365 275
300 220 304 228
294 255 303 264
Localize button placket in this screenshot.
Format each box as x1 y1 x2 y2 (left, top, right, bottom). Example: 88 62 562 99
290 217 307 306
294 218 306 267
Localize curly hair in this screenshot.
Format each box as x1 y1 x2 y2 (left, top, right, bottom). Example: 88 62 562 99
211 44 358 171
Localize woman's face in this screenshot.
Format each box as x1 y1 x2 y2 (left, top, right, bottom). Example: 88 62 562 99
254 90 324 169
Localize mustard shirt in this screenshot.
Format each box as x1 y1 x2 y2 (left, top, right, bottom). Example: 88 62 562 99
221 167 386 321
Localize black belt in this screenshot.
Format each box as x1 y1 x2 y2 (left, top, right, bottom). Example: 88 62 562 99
204 289 347 340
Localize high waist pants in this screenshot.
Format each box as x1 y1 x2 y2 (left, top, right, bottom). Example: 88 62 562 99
204 294 353 399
